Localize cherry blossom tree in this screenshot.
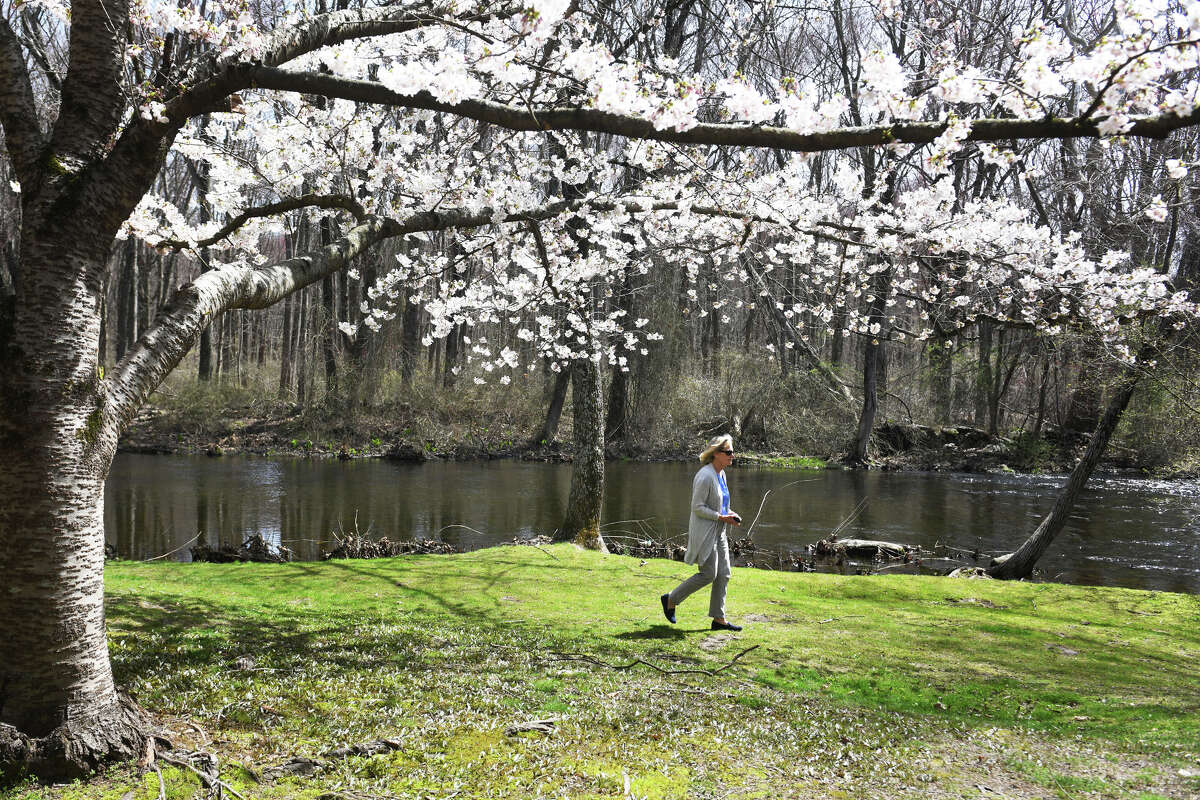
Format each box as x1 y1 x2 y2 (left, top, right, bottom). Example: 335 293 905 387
2 0 1200 781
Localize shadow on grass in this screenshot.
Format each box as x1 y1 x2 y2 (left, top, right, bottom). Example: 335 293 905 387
614 625 689 641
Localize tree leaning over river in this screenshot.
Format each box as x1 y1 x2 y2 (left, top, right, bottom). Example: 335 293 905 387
2 0 1200 782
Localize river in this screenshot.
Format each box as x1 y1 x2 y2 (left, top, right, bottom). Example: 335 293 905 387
104 454 1200 593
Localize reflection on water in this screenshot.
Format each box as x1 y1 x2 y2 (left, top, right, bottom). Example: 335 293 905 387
105 454 1200 593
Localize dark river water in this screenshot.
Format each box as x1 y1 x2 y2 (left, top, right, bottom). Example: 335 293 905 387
105 454 1200 593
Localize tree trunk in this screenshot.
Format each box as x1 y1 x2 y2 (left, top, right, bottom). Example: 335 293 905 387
345 251 380 411
279 294 294 400
851 339 881 464
115 240 136 362
605 265 635 446
1032 353 1051 437
295 289 310 405
558 352 607 552
0 239 150 781
136 248 149 344
196 146 213 383
928 333 952 424
442 323 462 388
534 366 571 446
605 363 630 446
989 371 1140 579
975 319 992 428
850 266 892 464
320 219 339 398
400 289 421 382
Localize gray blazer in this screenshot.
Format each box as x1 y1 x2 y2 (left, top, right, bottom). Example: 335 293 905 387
685 464 728 564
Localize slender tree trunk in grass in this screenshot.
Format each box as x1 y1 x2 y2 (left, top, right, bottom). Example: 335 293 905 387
559 350 607 552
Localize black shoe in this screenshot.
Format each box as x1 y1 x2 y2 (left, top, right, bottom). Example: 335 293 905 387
660 594 676 624
711 620 742 631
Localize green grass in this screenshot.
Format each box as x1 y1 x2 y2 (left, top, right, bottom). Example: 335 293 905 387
5 546 1199 799
739 453 829 469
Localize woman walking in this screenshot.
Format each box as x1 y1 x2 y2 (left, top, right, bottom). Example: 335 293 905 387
660 435 743 631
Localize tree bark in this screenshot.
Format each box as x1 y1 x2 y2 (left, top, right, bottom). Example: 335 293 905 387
400 289 422 382
320 218 339 398
558 351 607 552
975 319 993 428
928 332 952 424
850 265 892 464
279 294 295 400
534 367 571 446
0 236 152 781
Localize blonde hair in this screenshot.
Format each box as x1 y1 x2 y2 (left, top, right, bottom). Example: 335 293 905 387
699 434 734 465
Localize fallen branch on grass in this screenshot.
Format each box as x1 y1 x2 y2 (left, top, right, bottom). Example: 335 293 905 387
157 750 249 800
504 718 558 736
548 645 759 676
261 739 406 781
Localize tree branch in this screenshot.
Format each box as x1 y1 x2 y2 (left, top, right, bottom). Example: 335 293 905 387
0 16 46 188
243 66 1200 154
109 193 839 431
741 257 858 409
172 3 518 115
256 4 516 70
107 216 398 433
15 7 63 92
49 0 130 167
153 193 367 250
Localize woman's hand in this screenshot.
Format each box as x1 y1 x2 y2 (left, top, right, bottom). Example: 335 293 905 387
719 513 741 526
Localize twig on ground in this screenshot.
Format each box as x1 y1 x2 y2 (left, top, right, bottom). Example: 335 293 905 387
144 533 201 562
152 764 166 800
656 687 739 697
818 615 865 624
549 645 759 676
1050 773 1080 800
182 720 209 746
157 751 249 800
528 543 559 560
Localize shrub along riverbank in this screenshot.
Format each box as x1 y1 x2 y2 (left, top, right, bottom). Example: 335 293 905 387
7 546 1198 799
119 368 1200 476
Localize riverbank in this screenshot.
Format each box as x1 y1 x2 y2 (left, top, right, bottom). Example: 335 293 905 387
8 546 1198 799
119 400 1176 477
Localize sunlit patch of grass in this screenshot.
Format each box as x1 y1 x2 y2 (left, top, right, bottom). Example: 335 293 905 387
6 546 1197 799
739 453 829 469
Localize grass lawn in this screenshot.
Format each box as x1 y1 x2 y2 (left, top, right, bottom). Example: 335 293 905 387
6 545 1199 799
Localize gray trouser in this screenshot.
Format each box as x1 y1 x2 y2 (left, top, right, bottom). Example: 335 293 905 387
668 532 730 619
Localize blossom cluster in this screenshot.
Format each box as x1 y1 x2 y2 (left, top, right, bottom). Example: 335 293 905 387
114 0 1200 382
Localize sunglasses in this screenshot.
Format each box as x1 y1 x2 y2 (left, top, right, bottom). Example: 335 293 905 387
717 449 734 456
